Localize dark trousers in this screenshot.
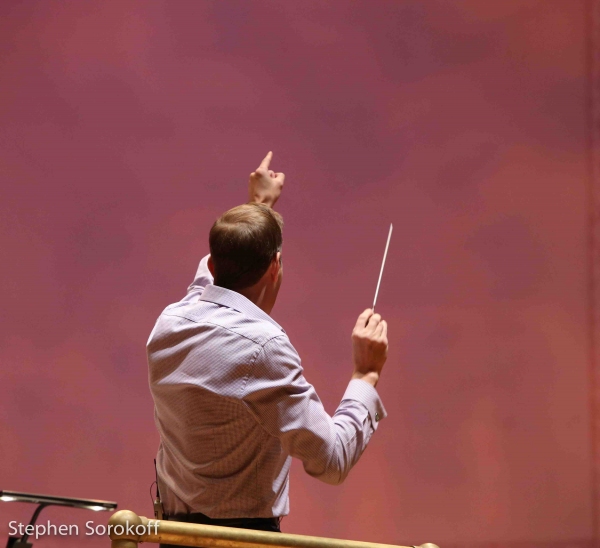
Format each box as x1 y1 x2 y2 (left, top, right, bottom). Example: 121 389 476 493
159 511 281 548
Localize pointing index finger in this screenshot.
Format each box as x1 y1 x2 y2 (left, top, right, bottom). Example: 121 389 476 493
259 151 273 170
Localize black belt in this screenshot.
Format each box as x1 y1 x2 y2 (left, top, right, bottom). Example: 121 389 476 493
163 512 281 533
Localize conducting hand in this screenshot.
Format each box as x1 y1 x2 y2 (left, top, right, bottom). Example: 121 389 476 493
248 151 285 208
351 309 388 388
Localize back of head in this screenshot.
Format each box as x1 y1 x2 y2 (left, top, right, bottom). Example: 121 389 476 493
209 203 284 291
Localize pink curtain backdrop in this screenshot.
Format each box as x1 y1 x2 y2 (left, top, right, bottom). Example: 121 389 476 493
0 1 590 547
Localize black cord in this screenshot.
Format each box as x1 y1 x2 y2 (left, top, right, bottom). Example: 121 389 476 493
149 481 157 505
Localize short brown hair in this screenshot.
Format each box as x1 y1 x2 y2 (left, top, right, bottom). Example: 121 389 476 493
209 203 284 291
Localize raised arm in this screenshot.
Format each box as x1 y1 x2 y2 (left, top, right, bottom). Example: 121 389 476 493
184 152 285 298
241 310 389 485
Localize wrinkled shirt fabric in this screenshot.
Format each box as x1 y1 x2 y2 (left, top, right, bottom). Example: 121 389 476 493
147 255 387 518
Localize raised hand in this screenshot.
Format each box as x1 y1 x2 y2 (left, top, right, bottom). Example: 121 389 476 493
248 151 285 208
351 309 388 387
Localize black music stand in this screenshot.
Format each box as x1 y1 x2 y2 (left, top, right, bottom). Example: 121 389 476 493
1 490 117 548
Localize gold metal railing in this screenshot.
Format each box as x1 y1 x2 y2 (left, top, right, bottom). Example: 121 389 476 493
108 510 439 548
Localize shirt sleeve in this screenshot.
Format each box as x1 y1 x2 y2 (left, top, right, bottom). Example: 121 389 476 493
182 254 214 301
240 335 387 485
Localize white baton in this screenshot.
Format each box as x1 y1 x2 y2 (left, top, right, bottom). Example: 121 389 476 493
372 223 393 312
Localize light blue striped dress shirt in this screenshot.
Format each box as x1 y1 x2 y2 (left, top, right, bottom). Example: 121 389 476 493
147 255 387 519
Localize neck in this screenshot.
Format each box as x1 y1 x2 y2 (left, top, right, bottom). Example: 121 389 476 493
237 283 271 314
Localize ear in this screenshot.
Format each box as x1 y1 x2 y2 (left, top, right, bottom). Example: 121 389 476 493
207 255 215 277
270 252 281 281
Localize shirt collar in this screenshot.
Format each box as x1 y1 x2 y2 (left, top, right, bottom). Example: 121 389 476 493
199 284 285 333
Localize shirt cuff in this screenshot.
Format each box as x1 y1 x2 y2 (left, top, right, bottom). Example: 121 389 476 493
341 378 388 427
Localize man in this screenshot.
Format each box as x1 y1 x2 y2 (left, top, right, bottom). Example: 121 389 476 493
147 152 389 534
